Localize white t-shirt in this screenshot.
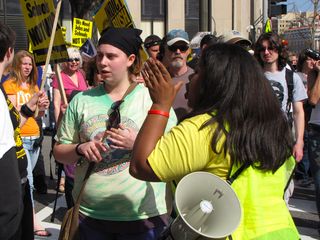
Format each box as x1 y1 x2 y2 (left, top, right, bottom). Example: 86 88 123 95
0 90 15 158
264 68 307 112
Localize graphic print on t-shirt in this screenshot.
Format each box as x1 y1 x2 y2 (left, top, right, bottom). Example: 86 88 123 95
269 79 284 105
79 113 139 176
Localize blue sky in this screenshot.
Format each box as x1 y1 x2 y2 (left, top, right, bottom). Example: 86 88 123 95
287 0 316 12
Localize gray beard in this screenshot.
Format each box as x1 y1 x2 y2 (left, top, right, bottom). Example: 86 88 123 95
170 60 183 68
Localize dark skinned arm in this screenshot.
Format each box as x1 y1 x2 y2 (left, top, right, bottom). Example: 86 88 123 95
130 59 183 181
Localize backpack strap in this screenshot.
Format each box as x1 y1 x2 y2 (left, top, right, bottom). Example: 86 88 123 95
227 161 251 185
285 68 294 113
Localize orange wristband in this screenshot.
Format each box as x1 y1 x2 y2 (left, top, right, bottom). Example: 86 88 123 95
148 110 170 118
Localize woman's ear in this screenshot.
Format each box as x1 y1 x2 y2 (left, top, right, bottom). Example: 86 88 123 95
5 47 14 61
127 54 136 67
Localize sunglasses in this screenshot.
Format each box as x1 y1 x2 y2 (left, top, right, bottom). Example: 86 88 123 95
107 100 124 130
168 44 189 53
259 46 276 52
67 58 80 62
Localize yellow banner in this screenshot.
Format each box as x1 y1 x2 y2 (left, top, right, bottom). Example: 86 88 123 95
72 18 93 48
94 0 134 33
94 0 148 61
19 0 68 65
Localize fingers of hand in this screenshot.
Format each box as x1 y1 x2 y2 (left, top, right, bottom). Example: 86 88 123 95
148 59 162 78
82 142 103 162
144 61 157 84
156 61 171 81
141 70 151 88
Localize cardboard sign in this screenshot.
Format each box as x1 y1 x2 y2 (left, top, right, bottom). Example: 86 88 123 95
94 0 134 33
72 18 93 48
19 0 68 65
94 0 148 61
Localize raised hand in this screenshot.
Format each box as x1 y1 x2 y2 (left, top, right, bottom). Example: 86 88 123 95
142 58 183 110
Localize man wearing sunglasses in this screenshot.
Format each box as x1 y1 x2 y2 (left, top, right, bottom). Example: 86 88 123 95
160 29 194 120
254 33 307 165
254 33 308 205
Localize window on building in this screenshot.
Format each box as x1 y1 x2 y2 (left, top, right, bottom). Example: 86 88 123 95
6 0 21 15
185 0 199 38
141 0 165 20
0 0 3 13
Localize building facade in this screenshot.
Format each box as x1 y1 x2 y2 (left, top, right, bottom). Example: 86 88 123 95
0 0 266 51
126 0 265 42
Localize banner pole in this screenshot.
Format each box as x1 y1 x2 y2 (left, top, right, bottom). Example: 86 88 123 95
54 64 68 105
35 0 62 116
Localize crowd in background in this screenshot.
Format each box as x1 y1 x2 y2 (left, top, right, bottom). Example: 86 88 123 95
1 19 320 239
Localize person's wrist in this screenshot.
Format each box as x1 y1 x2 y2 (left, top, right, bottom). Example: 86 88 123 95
20 104 35 117
148 109 170 118
26 101 37 112
150 103 171 112
75 143 85 157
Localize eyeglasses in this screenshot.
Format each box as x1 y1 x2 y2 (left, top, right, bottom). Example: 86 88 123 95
107 100 124 130
67 58 80 62
168 44 189 53
259 46 276 52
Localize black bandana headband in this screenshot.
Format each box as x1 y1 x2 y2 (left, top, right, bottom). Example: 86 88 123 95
98 27 143 56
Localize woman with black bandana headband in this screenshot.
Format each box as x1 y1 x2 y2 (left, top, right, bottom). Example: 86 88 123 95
54 27 177 239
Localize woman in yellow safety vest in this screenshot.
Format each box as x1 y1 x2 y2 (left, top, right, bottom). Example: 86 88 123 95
130 43 299 239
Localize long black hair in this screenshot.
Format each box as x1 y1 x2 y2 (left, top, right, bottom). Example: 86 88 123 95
186 43 293 172
254 32 288 71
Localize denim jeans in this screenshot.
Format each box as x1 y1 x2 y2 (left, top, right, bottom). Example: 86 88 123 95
308 126 320 218
22 137 40 206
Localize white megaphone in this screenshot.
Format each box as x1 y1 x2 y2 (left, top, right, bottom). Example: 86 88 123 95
160 172 242 240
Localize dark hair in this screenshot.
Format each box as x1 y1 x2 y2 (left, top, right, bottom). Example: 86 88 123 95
296 49 309 72
186 43 293 172
144 34 162 49
254 32 288 71
200 34 218 49
157 36 167 61
0 22 16 62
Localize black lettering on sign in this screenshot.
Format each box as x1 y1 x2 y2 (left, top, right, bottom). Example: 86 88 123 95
104 0 124 19
26 1 50 18
28 12 55 47
111 6 131 27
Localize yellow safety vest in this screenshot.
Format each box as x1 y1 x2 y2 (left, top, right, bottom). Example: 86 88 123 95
229 156 300 239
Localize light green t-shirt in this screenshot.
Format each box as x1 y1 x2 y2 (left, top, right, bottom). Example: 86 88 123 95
148 113 231 183
56 84 177 221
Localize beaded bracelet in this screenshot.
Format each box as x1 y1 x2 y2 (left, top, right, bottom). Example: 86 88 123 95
20 104 35 118
75 143 85 157
148 110 170 118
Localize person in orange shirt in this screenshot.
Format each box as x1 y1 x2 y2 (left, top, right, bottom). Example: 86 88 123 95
3 50 51 237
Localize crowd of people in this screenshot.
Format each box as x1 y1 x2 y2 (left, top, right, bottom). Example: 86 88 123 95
1 18 320 239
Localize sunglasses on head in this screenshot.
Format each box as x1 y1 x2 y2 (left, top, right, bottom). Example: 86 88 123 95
168 44 189 53
107 100 124 130
67 57 80 62
259 46 276 52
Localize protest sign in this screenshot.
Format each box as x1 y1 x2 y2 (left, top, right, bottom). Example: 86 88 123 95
94 0 148 61
19 0 68 66
94 0 134 33
72 18 93 48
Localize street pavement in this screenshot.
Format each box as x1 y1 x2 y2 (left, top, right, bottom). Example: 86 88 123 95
34 135 320 239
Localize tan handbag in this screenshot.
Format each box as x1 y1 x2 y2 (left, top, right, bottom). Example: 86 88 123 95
58 162 95 240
